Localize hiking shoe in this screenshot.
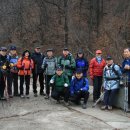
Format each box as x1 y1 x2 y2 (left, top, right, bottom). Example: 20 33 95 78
108 106 112 110
64 102 70 106
44 95 49 99
101 105 107 110
20 95 25 98
26 95 30 99
82 103 87 109
34 93 38 97
40 92 46 96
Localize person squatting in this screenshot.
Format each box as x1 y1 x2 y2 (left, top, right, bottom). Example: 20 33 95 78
0 45 130 110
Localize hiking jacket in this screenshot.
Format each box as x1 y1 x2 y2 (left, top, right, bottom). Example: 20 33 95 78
89 57 106 78
122 58 130 82
70 77 89 95
51 73 70 92
103 64 122 90
17 57 34 75
75 57 89 77
58 54 76 76
31 52 44 74
7 54 19 73
42 56 57 75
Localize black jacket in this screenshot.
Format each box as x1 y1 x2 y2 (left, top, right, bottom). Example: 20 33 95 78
31 52 45 73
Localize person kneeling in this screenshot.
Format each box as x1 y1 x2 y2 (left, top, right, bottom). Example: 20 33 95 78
70 69 89 109
50 66 70 105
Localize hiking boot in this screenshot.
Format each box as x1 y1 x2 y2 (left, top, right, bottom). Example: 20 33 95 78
26 95 30 99
40 92 46 96
101 105 107 110
20 95 25 98
44 95 49 99
82 103 87 109
108 106 112 110
34 93 38 97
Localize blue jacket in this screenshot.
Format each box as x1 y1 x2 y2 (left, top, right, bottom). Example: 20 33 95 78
122 58 130 82
103 64 122 90
75 58 89 77
70 77 89 95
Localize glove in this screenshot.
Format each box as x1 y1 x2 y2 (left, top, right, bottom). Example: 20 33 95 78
10 63 14 67
50 79 54 86
64 83 69 87
2 65 7 70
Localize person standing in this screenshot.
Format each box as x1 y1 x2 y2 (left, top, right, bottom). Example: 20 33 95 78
75 50 89 77
101 56 122 110
31 46 45 97
7 45 19 97
89 50 106 102
42 49 57 99
17 50 34 98
122 48 130 105
0 47 10 100
58 48 76 82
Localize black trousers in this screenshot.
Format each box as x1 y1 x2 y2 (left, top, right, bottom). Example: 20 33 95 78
7 72 18 96
51 87 69 102
104 89 118 106
45 75 53 96
0 74 6 98
93 76 103 101
71 91 89 104
20 75 30 95
33 72 44 94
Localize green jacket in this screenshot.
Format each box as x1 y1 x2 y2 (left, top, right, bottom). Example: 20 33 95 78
51 73 70 92
58 54 75 76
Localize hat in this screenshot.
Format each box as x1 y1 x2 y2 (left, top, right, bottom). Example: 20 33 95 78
46 48 53 52
10 45 16 50
35 46 41 49
106 56 113 60
0 47 7 51
96 50 102 54
56 66 63 71
75 69 83 74
78 49 83 54
63 47 69 51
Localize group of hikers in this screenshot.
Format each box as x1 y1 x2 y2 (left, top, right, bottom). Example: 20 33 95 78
0 45 130 110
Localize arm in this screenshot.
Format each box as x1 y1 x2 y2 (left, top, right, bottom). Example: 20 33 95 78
89 59 94 79
81 78 89 91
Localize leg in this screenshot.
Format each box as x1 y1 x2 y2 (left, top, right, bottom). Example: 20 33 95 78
13 73 19 96
0 75 6 98
33 72 38 94
64 87 69 102
93 76 99 101
51 90 60 101
39 73 44 94
46 75 52 96
97 76 102 99
128 82 130 105
82 91 89 104
20 76 24 95
7 72 13 96
25 75 30 95
108 89 118 106
103 89 110 106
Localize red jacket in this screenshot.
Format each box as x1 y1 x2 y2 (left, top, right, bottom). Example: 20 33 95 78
17 57 34 75
89 57 106 78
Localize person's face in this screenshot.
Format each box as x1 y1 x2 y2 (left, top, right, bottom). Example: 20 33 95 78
35 48 41 53
75 73 83 79
96 53 102 57
1 50 7 56
106 59 113 66
47 51 53 57
10 50 16 55
63 50 69 56
25 52 29 57
56 70 63 75
123 49 130 58
78 53 83 58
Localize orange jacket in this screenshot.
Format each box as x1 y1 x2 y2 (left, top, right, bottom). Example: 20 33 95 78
89 57 106 78
17 57 34 75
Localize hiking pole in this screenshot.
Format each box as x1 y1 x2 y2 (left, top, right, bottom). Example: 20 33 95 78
92 91 105 108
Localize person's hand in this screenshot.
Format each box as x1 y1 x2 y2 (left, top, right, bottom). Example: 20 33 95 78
124 65 130 70
64 83 68 87
10 63 14 67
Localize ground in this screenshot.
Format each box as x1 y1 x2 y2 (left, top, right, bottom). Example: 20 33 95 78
0 84 130 130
